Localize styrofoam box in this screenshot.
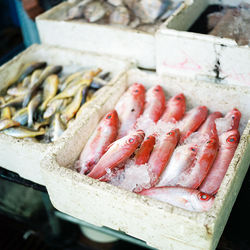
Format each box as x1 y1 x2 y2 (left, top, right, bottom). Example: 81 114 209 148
0 44 130 185
156 0 250 87
41 68 250 250
36 0 180 70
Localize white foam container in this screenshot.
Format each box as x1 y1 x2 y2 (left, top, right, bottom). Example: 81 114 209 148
36 0 179 70
156 0 250 86
41 68 250 250
0 44 130 185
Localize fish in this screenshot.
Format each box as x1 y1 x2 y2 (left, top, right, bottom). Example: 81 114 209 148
176 136 219 189
134 135 156 165
2 126 45 138
198 111 222 137
156 143 198 187
43 99 64 119
89 77 106 90
50 112 66 142
0 95 24 109
23 65 62 107
199 129 240 195
148 128 180 186
12 107 28 125
109 5 130 26
76 110 119 175
139 85 166 123
0 119 20 131
215 108 241 136
33 119 50 130
6 62 47 88
7 86 29 97
88 130 145 179
115 83 145 139
27 92 42 127
84 1 106 23
178 106 208 144
39 74 59 112
159 93 186 123
60 85 85 124
139 186 214 212
22 75 31 88
59 71 83 91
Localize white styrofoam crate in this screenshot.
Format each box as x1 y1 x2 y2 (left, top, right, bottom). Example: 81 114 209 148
41 68 250 250
156 0 250 87
0 44 130 185
36 0 181 70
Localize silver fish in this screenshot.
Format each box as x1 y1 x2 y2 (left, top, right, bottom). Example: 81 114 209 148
3 126 45 138
0 119 20 131
27 92 42 127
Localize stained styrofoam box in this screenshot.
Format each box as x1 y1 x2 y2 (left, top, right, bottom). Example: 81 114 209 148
156 0 250 87
0 44 130 185
36 0 182 70
41 68 250 250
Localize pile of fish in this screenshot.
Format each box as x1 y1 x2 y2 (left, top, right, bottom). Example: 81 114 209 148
0 62 109 142
207 3 250 46
75 83 242 212
66 0 183 33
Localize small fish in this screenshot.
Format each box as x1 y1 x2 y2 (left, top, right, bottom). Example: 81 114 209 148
27 92 42 127
198 111 222 137
139 186 214 212
159 93 186 123
39 74 59 112
3 126 45 138
84 1 106 23
176 136 219 189
7 86 29 97
17 61 47 83
12 107 28 125
0 119 20 131
76 110 119 174
23 65 62 107
148 128 180 186
178 106 208 144
59 71 83 91
50 112 66 142
88 130 145 179
109 5 130 26
43 99 64 119
60 85 85 124
0 96 24 109
139 85 166 123
199 129 240 195
134 135 156 165
156 143 198 187
115 83 146 139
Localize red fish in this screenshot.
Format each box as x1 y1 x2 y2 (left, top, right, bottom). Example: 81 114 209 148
156 143 198 187
199 129 240 195
179 106 208 144
139 85 166 123
76 110 119 174
148 129 180 186
198 111 222 137
176 135 219 189
159 93 186 123
88 130 145 179
139 186 214 212
225 108 241 130
134 135 156 165
115 83 145 139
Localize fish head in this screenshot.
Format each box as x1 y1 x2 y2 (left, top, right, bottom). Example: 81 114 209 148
129 83 146 98
195 191 215 211
197 106 208 116
220 129 240 149
103 110 119 129
144 134 156 143
225 108 241 130
165 128 180 141
123 130 145 148
171 93 185 106
205 135 219 150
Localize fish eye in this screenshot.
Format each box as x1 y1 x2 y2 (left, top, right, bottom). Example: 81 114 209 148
155 88 159 92
191 147 196 152
227 135 237 144
128 138 134 144
176 96 182 100
198 192 211 201
167 132 173 136
106 115 112 119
